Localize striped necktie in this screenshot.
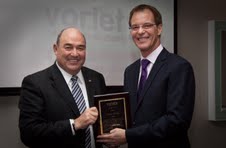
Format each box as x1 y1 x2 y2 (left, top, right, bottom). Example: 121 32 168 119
71 76 91 148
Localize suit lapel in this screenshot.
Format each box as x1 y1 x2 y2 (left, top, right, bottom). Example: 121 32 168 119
50 64 80 114
128 60 140 116
132 61 140 97
136 49 169 109
81 67 95 107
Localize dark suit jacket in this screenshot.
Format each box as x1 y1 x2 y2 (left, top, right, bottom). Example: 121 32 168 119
19 63 106 148
124 48 195 148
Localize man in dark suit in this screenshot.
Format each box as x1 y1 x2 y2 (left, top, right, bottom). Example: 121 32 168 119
19 27 106 148
97 4 195 148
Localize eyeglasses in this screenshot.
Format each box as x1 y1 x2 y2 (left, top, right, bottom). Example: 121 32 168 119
129 23 156 32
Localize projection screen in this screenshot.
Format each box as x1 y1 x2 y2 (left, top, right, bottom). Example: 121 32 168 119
0 0 175 87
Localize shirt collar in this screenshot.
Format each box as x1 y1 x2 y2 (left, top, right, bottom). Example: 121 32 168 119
140 44 163 64
56 61 82 85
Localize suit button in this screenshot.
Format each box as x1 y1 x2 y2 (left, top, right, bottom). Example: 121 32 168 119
133 121 136 125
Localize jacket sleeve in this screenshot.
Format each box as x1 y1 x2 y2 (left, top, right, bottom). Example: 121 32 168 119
18 76 73 147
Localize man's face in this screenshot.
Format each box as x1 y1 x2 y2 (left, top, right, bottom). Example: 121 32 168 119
54 28 86 75
130 9 162 57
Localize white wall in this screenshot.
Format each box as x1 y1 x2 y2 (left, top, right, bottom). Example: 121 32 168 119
0 96 25 148
177 0 226 147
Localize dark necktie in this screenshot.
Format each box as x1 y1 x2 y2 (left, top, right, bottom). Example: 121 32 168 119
71 76 91 148
137 59 150 101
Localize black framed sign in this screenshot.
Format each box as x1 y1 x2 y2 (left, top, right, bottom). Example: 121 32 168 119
94 92 131 134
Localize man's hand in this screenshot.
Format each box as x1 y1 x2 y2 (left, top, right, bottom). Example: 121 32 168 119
74 107 98 130
96 128 127 146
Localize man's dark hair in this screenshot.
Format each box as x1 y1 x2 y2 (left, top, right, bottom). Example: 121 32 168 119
129 4 162 27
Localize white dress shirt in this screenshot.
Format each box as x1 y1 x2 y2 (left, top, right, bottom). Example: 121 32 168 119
56 62 95 148
138 44 164 85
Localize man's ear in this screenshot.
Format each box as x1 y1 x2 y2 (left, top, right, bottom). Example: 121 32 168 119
157 24 162 36
53 44 58 55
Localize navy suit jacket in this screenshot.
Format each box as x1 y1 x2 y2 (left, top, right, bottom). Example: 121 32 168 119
124 48 195 148
19 63 106 148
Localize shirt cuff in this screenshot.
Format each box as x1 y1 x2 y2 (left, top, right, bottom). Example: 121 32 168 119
70 119 75 135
